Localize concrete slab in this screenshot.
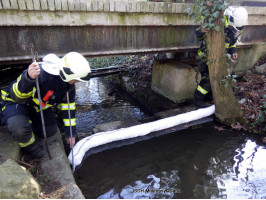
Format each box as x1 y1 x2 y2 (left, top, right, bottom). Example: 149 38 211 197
151 60 199 103
40 131 84 198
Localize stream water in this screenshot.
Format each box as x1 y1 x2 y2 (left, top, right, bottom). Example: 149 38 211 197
74 77 266 199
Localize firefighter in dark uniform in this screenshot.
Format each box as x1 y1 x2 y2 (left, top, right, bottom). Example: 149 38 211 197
194 6 248 108
0 52 91 159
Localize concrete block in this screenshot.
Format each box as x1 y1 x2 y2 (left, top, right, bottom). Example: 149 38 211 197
62 0 68 11
172 3 177 13
126 2 132 12
154 2 159 12
136 1 141 12
166 3 172 13
131 1 137 12
98 0 104 11
80 0 87 11
140 2 145 12
86 0 92 11
148 2 155 13
47 0 55 11
55 0 62 11
68 0 74 11
74 0 81 11
110 0 114 12
151 60 198 103
25 0 34 10
33 0 41 10
115 1 126 12
103 0 109 12
158 2 164 13
10 0 19 9
2 0 11 9
92 0 97 11
40 0 48 10
144 2 149 13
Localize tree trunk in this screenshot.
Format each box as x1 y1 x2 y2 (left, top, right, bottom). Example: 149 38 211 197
206 19 244 125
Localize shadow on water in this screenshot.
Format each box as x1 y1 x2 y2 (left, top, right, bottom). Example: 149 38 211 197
74 124 266 199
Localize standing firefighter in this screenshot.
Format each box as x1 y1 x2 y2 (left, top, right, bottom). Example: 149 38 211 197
194 6 248 108
0 52 91 159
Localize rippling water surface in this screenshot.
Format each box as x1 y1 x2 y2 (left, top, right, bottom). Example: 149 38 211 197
75 77 149 134
75 126 266 199
74 77 266 199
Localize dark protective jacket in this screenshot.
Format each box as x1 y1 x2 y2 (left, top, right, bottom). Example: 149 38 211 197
0 64 76 137
196 16 238 59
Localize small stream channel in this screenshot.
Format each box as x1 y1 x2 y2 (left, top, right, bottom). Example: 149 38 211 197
74 76 266 199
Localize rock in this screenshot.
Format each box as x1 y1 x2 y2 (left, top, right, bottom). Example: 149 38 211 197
255 63 266 75
0 127 20 165
155 105 197 119
0 159 40 199
93 119 141 133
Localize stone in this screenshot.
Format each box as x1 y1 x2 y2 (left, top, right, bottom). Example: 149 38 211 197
93 120 141 133
0 127 20 165
155 105 197 119
255 63 266 75
151 60 199 103
0 159 40 199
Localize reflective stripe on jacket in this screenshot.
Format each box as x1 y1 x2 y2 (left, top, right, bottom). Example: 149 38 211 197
196 16 238 58
1 65 77 137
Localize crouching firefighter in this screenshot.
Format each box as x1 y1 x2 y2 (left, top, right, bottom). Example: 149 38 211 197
194 6 248 108
0 52 91 159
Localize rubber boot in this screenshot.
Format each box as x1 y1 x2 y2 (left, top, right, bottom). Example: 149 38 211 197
193 94 211 108
23 141 45 159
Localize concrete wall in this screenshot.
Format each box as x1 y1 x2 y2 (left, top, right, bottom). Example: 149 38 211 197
0 0 265 67
151 60 199 103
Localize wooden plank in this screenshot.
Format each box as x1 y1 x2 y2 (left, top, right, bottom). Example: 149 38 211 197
18 0 27 10
2 0 11 9
40 0 48 10
10 0 19 9
47 0 55 11
33 0 41 10
55 0 62 11
25 0 34 10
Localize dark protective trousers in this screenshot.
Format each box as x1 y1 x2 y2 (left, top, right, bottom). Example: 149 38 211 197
1 103 57 147
194 61 212 100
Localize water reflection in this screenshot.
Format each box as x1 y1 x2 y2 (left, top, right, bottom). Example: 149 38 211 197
75 125 266 199
75 77 149 135
210 139 266 199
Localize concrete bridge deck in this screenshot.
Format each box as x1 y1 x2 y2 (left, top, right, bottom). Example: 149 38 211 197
0 0 265 66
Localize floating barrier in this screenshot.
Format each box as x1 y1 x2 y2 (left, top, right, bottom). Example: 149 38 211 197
69 105 215 171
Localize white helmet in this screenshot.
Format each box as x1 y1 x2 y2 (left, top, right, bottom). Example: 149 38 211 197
59 52 91 82
224 6 248 31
